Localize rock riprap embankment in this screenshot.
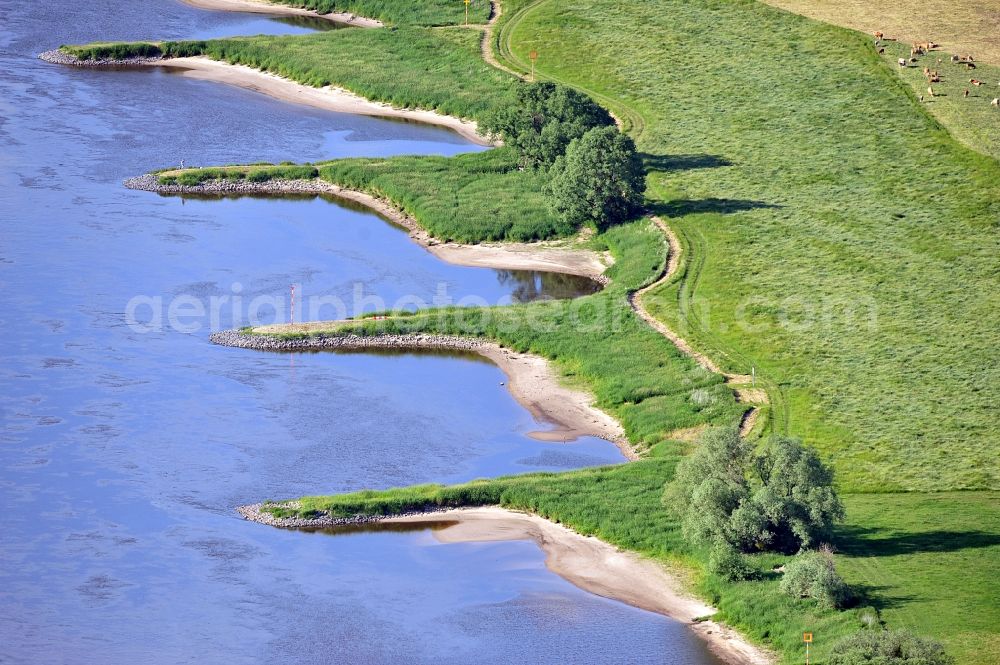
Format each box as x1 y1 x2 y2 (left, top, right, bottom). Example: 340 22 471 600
124 174 334 196
210 329 492 354
39 50 163 67
237 502 450 528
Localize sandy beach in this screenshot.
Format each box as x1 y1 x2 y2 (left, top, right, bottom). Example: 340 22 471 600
180 0 383 27
153 57 489 145
235 502 772 665
125 174 611 283
390 508 773 665
299 181 610 282
212 329 631 456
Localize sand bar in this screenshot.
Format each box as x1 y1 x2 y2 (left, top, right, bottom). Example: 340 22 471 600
211 330 631 455
180 0 383 27
125 174 611 283
155 57 488 144
390 507 774 665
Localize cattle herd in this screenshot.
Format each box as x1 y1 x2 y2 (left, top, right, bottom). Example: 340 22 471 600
875 30 1000 107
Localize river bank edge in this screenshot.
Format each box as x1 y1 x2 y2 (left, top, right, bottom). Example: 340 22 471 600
210 329 631 454
180 0 383 27
37 51 488 145
237 503 774 665
123 173 612 282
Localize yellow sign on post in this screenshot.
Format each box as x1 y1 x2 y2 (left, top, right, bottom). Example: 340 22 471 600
529 50 538 81
464 0 471 26
803 633 813 665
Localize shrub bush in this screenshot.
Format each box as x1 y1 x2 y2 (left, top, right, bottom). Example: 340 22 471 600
708 543 758 582
779 546 852 609
828 630 954 665
479 82 615 169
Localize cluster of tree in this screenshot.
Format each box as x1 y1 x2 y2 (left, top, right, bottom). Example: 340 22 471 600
665 429 845 554
665 429 851 600
480 82 616 168
480 82 646 231
666 429 955 662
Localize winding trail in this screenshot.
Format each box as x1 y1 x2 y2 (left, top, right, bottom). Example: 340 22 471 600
626 217 768 437
486 0 771 435
480 1 519 77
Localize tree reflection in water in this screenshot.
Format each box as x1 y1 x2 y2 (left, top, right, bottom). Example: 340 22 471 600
496 269 602 303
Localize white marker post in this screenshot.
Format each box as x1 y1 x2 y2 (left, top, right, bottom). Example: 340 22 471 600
529 50 538 81
290 284 295 324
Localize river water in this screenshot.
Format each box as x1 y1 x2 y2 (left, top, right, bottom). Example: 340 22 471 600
0 1 724 663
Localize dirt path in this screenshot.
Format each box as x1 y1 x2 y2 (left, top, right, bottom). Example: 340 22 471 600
628 217 767 437
480 1 521 77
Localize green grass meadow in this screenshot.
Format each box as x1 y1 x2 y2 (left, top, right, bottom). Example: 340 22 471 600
315 148 575 241
498 0 1000 492
64 26 514 121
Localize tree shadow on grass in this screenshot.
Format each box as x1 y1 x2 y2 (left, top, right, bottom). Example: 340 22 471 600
650 198 781 218
835 526 1000 557
641 152 733 172
848 582 920 613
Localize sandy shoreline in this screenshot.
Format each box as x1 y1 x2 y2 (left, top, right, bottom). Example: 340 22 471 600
237 504 771 665
211 329 631 455
394 508 774 665
179 0 383 27
124 174 611 283
157 57 489 144
40 52 488 145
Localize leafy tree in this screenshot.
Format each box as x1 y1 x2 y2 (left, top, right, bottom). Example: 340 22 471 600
664 428 752 548
828 630 954 665
547 126 646 231
479 82 615 168
752 435 844 551
664 429 844 553
779 546 852 608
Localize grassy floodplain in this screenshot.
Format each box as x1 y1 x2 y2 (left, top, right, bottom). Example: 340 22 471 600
62 27 513 121
66 0 1000 661
495 0 1000 492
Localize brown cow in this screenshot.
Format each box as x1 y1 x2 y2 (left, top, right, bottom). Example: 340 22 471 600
970 79 983 86
874 30 884 40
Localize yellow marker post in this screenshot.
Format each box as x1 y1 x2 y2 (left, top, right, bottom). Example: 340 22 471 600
529 50 538 81
464 0 470 26
803 632 813 665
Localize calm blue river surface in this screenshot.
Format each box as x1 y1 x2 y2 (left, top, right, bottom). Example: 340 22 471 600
0 1 724 663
